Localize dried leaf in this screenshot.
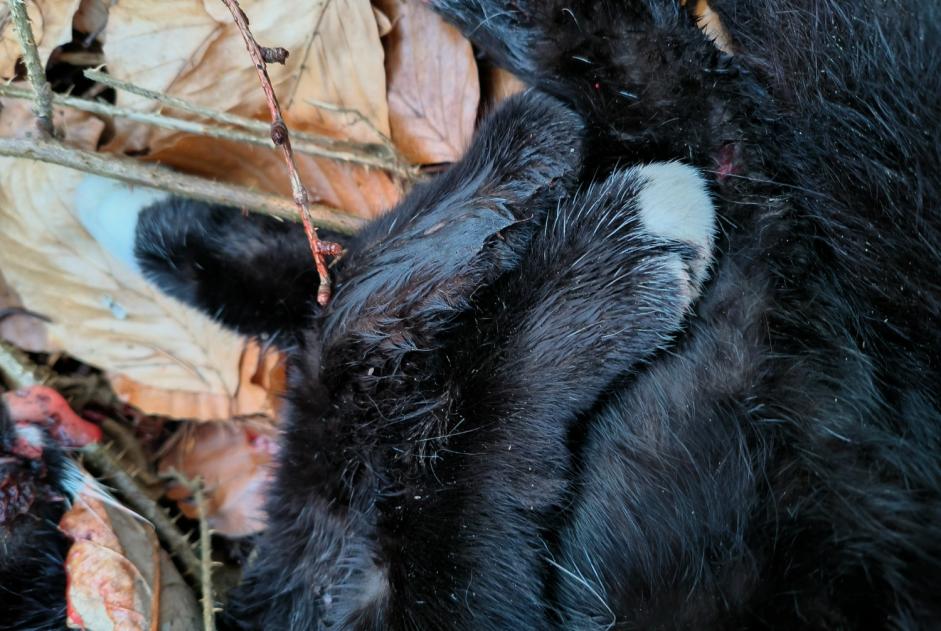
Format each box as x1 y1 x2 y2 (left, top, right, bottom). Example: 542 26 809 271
109 339 286 421
60 490 200 630
0 90 106 149
0 267 50 352
160 420 277 537
483 65 526 108
0 0 82 79
377 0 479 165
72 0 111 36
0 152 272 420
100 0 399 216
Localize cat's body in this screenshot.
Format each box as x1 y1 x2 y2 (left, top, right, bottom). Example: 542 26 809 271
5 0 938 629
140 1 940 628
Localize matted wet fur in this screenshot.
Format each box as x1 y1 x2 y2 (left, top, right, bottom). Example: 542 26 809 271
5 0 938 629
147 1 940 628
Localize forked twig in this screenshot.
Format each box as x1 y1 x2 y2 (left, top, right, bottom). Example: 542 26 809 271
220 0 343 305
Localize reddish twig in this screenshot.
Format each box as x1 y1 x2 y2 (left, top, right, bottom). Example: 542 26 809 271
220 0 342 305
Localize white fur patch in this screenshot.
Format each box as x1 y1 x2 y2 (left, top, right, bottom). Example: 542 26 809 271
634 161 716 289
635 162 714 248
74 175 170 273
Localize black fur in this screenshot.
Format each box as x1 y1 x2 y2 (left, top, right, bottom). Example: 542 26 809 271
0 402 69 631
127 0 941 629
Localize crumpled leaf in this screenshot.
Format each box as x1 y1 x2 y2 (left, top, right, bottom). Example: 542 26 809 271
0 0 82 79
376 0 479 165
101 0 399 217
0 88 105 148
60 489 200 631
159 419 278 537
146 134 400 221
72 0 110 36
0 267 49 352
109 339 286 421
0 152 278 420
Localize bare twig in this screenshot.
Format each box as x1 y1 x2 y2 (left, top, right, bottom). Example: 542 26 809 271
0 137 364 234
220 0 342 305
166 471 217 631
7 0 54 135
81 69 416 178
82 443 205 588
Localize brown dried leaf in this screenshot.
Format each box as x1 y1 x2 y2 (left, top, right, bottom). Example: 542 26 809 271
483 65 526 108
377 0 479 165
0 0 82 79
100 0 399 215
72 0 110 36
0 150 269 420
146 134 400 221
110 339 286 421
0 267 50 352
60 491 200 630
159 420 277 537
0 90 105 149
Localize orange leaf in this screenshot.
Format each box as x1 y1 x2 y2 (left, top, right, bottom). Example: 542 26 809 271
0 0 82 79
159 419 278 537
377 0 479 165
109 338 286 422
60 490 199 630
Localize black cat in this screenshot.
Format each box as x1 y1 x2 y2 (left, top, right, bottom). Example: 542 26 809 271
6 0 938 628
139 0 940 628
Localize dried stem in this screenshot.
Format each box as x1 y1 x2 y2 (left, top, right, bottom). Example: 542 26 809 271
166 471 217 631
81 69 416 178
7 0 54 135
82 443 205 588
0 137 363 234
220 0 342 305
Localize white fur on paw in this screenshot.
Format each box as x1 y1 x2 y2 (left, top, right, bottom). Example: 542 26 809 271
634 162 716 295
74 175 170 273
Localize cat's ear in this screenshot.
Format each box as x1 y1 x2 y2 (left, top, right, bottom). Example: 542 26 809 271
322 91 584 361
75 175 344 341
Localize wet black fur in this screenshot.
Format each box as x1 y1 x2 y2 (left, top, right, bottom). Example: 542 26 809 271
0 403 69 631
12 0 936 628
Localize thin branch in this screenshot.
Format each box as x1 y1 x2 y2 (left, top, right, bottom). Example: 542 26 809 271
0 137 364 234
82 443 205 588
82 69 416 179
165 472 217 631
7 0 53 135
220 0 342 305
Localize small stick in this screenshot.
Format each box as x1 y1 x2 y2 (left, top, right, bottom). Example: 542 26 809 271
80 69 415 178
220 0 342 305
0 137 363 234
7 0 54 135
166 471 216 631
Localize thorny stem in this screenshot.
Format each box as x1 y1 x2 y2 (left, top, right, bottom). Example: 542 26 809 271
7 0 54 135
167 471 217 631
220 0 342 305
